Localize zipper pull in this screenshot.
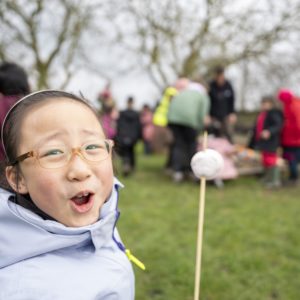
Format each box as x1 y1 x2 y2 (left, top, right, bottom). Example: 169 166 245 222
125 249 146 271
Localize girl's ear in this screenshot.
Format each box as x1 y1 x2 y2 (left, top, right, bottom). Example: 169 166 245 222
5 166 29 194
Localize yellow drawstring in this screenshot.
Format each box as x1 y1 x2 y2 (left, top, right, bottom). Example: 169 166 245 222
125 249 146 271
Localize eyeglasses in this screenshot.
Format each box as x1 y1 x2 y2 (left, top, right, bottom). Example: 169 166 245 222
11 139 114 169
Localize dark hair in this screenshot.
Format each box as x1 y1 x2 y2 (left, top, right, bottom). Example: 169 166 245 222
127 96 134 104
261 95 275 106
142 104 151 110
2 90 100 166
0 62 30 96
214 66 225 75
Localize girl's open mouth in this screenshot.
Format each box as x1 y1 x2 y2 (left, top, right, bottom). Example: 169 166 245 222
70 191 94 213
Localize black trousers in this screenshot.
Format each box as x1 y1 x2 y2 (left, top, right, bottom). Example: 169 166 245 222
119 144 135 169
168 124 198 172
283 146 300 180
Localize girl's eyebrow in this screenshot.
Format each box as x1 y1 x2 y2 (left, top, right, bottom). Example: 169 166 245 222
36 132 66 146
81 129 103 137
36 129 103 146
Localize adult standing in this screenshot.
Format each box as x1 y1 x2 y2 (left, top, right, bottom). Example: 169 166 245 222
115 96 141 176
168 81 210 182
278 89 300 184
209 66 236 143
0 62 30 161
152 78 189 172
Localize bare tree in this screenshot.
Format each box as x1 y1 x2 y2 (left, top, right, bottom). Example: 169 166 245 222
0 0 106 89
1 0 299 110
106 0 300 108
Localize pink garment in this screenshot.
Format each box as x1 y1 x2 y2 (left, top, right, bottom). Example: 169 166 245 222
0 95 22 161
198 136 238 180
262 151 278 168
140 110 154 142
101 109 118 139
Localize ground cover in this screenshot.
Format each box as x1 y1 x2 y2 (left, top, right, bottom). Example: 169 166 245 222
117 154 300 300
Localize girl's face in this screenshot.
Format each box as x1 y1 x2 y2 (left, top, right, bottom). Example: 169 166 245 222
8 98 114 227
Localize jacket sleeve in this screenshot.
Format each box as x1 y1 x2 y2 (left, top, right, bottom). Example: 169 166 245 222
228 82 235 114
208 82 214 115
268 111 283 136
197 93 210 130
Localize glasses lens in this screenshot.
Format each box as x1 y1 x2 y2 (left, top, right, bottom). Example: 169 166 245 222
81 140 111 162
37 146 68 169
36 140 112 169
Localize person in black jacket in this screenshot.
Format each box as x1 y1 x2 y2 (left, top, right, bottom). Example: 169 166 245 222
248 96 283 188
209 66 236 142
115 96 141 176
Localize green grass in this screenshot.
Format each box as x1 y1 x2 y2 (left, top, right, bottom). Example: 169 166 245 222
116 154 300 300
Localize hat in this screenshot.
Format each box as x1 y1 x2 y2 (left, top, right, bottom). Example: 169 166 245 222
277 89 294 103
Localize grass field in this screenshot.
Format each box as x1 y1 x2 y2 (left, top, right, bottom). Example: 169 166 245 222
116 153 300 300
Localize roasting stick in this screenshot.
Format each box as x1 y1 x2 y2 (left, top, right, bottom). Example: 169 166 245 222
194 131 208 300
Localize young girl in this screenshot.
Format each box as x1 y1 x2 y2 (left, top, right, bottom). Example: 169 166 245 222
0 90 137 299
248 96 283 188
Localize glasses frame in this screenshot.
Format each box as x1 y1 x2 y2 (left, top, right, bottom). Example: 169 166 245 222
10 139 114 169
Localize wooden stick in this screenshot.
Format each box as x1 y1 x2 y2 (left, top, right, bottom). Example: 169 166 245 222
194 131 208 300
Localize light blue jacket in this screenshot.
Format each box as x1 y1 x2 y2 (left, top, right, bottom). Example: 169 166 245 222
0 178 135 300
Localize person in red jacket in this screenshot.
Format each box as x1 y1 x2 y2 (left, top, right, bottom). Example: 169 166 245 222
278 89 300 184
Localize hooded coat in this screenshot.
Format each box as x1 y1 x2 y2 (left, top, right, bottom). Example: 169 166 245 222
278 90 300 147
0 178 135 300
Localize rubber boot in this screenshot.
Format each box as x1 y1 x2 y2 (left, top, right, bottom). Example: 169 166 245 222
265 166 281 189
260 167 271 184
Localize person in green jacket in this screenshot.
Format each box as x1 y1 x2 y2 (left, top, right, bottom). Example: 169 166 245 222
152 79 189 171
168 81 210 182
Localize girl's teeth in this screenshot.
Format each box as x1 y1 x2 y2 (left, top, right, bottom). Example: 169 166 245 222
76 193 89 199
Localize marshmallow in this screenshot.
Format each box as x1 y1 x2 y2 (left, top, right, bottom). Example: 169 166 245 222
190 149 224 179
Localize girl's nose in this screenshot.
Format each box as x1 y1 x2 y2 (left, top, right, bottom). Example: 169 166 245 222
66 154 92 182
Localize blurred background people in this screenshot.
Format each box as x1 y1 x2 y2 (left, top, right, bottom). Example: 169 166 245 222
140 104 154 154
98 82 119 141
278 89 300 185
248 96 283 188
152 78 190 173
167 79 210 182
152 85 178 159
115 96 141 176
98 81 113 110
0 62 30 161
100 102 119 141
209 66 236 143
